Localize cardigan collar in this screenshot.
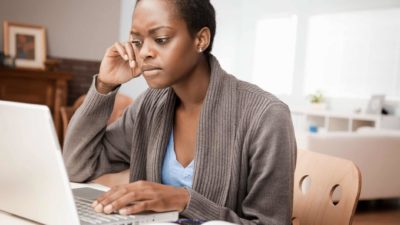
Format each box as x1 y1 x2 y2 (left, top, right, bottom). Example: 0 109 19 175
148 55 238 206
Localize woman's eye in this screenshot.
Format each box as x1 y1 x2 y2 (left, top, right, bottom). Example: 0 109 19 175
131 40 142 48
155 37 169 45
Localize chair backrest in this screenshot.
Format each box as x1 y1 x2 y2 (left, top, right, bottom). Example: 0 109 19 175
107 94 134 125
60 95 86 137
60 93 133 139
292 150 361 225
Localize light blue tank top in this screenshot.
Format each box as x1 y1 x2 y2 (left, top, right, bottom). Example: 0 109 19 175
161 130 194 188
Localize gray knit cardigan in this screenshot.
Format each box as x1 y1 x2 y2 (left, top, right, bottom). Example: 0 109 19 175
63 56 296 225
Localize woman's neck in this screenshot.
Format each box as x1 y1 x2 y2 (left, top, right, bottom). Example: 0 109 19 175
172 55 210 111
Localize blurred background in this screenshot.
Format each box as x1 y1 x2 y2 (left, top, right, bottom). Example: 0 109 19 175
1 0 400 113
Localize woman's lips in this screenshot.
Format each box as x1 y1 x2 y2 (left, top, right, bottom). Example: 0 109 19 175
142 65 161 77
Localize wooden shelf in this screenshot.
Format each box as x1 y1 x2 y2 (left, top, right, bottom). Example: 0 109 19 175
292 108 400 133
0 67 72 143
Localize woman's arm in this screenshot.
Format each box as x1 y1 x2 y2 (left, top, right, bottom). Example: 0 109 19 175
62 76 144 182
63 40 143 182
182 103 297 225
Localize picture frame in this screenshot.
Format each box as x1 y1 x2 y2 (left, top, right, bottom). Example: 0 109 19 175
3 21 47 70
365 94 385 115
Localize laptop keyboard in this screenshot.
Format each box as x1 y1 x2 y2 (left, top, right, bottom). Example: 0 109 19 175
75 197 134 225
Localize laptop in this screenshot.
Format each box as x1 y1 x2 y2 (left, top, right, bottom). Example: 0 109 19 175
0 100 179 225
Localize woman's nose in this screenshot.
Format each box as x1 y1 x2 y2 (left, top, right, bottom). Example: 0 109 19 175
138 41 156 60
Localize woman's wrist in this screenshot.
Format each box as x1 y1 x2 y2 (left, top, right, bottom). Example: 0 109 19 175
96 76 117 94
177 187 190 212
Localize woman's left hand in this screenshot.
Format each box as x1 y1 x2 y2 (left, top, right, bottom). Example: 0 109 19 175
91 180 190 215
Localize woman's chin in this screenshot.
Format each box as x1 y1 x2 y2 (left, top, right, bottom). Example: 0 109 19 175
144 79 169 89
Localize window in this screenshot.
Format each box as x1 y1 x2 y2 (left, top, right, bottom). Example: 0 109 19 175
252 15 298 95
304 9 400 99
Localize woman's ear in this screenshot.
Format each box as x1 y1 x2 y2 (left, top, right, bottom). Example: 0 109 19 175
195 27 211 53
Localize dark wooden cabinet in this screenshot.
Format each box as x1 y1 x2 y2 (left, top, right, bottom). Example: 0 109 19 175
0 67 71 142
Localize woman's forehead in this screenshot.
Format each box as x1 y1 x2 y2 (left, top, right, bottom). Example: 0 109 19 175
131 0 181 33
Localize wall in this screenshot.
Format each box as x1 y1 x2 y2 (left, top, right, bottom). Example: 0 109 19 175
0 0 121 61
2 0 400 113
214 0 400 75
209 0 400 115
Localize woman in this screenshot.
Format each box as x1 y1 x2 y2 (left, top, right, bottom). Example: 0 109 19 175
63 0 296 224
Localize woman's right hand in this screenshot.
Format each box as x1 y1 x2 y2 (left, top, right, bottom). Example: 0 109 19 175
97 42 142 93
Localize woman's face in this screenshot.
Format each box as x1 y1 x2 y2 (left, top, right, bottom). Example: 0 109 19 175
131 0 201 89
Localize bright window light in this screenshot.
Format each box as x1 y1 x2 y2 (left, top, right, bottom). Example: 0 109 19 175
252 15 298 95
304 9 400 99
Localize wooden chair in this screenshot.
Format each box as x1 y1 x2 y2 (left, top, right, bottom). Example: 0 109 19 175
60 95 85 138
292 150 361 225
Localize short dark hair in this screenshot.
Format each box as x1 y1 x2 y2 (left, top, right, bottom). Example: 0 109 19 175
135 0 217 56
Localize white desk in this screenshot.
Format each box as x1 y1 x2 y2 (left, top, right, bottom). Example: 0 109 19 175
0 212 36 225
0 183 109 224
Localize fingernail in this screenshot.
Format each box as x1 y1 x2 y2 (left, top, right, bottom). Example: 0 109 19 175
129 60 134 68
119 209 128 215
104 205 113 214
91 201 98 208
124 55 129 61
95 204 104 213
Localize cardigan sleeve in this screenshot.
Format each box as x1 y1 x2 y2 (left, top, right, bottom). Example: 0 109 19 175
63 76 145 182
181 102 296 225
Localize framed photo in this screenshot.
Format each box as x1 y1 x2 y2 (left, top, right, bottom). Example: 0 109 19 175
3 21 47 70
365 94 385 115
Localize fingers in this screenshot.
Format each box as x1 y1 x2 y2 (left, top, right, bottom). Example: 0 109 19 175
124 42 136 69
114 42 129 61
105 41 140 74
106 190 153 214
92 181 151 214
92 186 128 212
129 42 142 78
94 185 120 204
91 181 176 215
114 42 137 66
124 42 135 61
93 187 128 213
119 200 157 215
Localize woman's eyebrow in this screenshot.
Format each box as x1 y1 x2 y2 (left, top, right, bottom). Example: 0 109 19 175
130 26 174 36
148 26 174 35
130 31 140 36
